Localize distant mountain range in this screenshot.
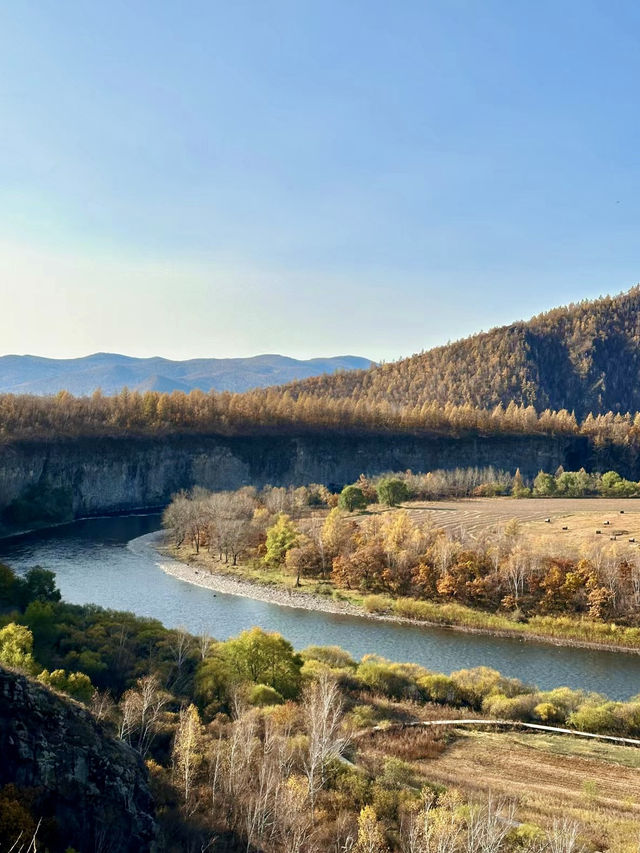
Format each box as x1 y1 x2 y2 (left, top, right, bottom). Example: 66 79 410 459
287 286 640 418
0 353 374 396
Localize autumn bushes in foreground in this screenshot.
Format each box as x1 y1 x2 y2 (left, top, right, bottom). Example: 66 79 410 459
1 558 637 851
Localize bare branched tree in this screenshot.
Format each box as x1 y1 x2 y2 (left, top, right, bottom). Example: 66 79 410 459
90 688 114 721
302 673 349 819
198 632 214 661
117 674 169 757
546 818 585 853
465 797 515 853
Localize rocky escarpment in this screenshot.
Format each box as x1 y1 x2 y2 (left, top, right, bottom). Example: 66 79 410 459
0 431 593 520
0 666 156 853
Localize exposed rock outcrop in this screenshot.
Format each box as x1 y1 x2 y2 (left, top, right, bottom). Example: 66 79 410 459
1 429 638 524
0 431 589 521
0 666 156 853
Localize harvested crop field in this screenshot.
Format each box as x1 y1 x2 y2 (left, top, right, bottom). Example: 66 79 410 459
371 497 640 555
356 724 640 849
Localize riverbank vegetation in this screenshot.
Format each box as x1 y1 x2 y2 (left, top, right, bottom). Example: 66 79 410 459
1 561 640 850
163 479 640 650
337 465 640 500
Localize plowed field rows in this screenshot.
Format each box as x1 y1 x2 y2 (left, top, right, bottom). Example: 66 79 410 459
376 497 640 553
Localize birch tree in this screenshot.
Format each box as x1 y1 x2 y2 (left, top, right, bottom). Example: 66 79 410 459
303 673 349 818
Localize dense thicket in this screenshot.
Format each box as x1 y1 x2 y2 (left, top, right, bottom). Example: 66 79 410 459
287 286 640 418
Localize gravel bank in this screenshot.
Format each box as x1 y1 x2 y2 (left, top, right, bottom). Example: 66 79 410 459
133 531 365 617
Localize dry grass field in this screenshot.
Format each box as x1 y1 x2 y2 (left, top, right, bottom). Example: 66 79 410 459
361 725 640 850
373 497 640 557
425 729 640 849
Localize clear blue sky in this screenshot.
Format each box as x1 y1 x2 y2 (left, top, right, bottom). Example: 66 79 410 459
1 1 639 361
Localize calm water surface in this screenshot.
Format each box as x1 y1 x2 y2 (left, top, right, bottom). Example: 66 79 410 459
2 514 640 700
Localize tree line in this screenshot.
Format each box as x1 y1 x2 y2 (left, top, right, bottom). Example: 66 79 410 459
4 386 640 448
341 466 640 501
0 561 636 851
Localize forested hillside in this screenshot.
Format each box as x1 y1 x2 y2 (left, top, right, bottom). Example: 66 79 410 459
3 289 640 450
287 287 640 417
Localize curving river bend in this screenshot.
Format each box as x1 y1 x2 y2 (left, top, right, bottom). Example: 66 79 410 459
2 513 640 700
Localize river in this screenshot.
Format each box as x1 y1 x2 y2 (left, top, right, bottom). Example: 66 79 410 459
2 514 640 700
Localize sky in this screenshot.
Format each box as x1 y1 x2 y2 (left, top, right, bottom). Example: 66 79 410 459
1 1 639 363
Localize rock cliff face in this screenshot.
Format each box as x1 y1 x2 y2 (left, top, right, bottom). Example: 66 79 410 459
0 432 589 518
0 666 156 853
0 430 629 519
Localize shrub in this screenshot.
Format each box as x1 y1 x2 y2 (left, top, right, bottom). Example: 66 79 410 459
449 667 529 709
376 478 410 507
568 702 620 734
0 623 37 673
347 704 380 729
37 669 94 704
533 702 565 723
327 762 371 809
417 673 460 705
363 594 391 614
338 485 368 512
357 655 419 700
537 686 585 719
248 683 284 706
482 692 538 721
301 645 357 669
380 757 420 791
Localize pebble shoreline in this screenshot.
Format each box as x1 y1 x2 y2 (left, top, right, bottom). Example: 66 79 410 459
133 530 365 617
